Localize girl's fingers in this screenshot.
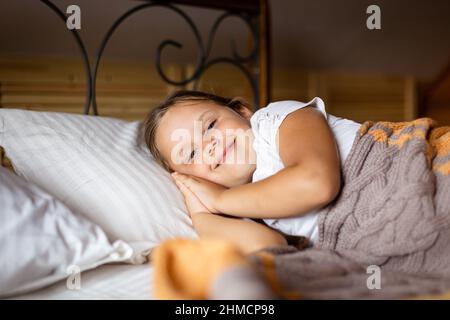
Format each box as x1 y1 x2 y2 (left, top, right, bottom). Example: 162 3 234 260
173 180 192 207
174 177 197 200
172 172 199 185
173 172 189 185
174 178 189 195
172 173 204 203
173 174 198 193
172 174 197 199
175 181 208 215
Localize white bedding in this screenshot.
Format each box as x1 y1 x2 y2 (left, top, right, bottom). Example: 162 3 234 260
11 263 154 300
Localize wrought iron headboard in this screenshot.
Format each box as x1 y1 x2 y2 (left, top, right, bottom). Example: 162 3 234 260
40 0 271 115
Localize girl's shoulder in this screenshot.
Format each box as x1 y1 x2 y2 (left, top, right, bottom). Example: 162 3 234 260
250 97 328 130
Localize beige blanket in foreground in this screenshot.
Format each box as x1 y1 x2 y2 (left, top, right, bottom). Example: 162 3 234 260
153 118 450 299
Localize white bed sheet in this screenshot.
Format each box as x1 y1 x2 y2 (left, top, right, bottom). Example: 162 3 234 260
10 263 154 300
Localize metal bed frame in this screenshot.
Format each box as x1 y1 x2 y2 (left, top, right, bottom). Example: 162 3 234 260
39 0 271 115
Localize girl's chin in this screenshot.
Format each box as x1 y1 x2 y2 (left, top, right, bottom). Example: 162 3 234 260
221 164 254 187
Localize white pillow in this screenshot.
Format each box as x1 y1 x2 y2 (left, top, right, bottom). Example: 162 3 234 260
0 167 133 298
0 109 197 263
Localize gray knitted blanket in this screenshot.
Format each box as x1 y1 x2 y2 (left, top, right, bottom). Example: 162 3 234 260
244 118 450 299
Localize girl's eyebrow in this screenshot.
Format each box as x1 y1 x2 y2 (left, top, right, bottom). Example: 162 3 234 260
198 110 213 123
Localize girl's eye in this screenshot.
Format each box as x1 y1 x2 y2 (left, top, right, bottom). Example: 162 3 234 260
189 149 196 160
207 120 216 131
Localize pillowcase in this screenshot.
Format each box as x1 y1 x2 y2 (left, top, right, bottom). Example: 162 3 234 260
0 109 198 263
0 167 133 298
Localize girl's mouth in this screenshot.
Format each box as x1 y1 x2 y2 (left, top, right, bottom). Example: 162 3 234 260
215 137 236 169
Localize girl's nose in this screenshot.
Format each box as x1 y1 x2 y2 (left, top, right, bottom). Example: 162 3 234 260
206 138 217 157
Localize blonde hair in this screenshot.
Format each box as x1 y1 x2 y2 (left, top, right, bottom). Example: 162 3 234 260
143 90 250 172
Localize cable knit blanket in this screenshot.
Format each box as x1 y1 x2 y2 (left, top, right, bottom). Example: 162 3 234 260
154 118 450 299
263 118 450 299
316 118 450 276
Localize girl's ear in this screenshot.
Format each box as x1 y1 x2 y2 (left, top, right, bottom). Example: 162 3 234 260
237 105 253 120
229 97 253 120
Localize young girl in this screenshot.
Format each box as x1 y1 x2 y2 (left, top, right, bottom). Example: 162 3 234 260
143 90 361 253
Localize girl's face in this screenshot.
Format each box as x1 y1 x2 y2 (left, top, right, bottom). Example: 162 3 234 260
155 101 256 187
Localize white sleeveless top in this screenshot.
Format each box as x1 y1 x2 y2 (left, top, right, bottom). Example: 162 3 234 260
250 97 361 243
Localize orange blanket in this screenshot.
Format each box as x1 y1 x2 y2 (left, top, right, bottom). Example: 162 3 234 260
152 238 299 300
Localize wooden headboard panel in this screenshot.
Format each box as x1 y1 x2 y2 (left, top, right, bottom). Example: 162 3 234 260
164 0 271 107
28 0 271 116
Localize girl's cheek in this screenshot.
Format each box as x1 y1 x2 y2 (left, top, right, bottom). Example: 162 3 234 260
188 164 209 180
205 166 220 181
213 120 225 135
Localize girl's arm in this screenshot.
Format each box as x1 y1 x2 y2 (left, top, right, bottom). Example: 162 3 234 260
174 106 341 219
191 212 287 254
218 106 341 218
172 172 287 254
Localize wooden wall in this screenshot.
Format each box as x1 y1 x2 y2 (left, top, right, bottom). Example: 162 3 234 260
0 58 180 121
422 66 450 126
0 57 418 123
273 68 417 123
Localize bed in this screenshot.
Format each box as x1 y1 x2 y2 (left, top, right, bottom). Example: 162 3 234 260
0 0 271 300
3 1 450 301
14 264 155 300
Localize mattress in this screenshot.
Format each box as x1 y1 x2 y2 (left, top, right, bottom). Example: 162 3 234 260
10 263 154 300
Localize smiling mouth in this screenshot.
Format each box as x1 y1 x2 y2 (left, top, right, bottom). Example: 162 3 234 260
215 137 236 169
